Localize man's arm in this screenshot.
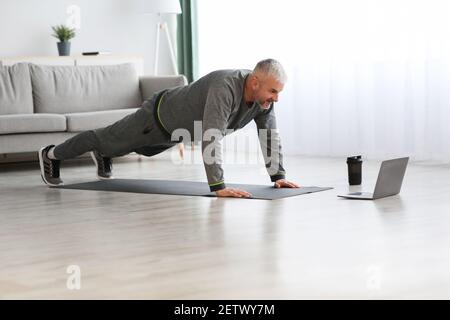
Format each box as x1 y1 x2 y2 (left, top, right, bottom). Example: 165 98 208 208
254 104 287 182
201 86 251 197
201 85 230 192
254 105 299 188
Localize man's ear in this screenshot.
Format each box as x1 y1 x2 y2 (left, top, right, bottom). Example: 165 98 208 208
251 75 260 90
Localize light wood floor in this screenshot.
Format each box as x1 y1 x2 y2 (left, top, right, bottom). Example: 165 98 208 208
1 150 450 299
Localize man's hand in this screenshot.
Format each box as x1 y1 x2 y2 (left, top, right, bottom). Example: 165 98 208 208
274 179 300 188
215 187 252 198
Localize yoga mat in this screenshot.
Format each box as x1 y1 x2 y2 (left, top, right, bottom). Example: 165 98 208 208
57 179 333 200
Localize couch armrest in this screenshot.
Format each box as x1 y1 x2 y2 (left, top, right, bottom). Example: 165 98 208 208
139 75 188 100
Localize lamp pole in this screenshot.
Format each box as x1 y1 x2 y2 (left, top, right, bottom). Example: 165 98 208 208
154 17 179 75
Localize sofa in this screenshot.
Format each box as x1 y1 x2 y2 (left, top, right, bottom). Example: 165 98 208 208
0 62 187 160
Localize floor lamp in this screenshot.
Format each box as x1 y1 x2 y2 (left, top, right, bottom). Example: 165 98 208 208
142 0 182 75
143 0 185 158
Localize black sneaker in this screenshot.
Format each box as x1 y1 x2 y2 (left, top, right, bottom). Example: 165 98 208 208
90 151 113 179
38 145 63 186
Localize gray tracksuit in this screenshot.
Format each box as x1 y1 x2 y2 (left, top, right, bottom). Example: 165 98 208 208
53 69 286 191
157 69 286 191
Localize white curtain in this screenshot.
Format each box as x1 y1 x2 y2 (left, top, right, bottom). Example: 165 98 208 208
196 0 450 162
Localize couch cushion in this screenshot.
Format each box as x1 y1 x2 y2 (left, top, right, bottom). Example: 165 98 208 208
0 63 33 115
0 114 66 134
65 108 138 132
30 63 142 114
0 132 76 154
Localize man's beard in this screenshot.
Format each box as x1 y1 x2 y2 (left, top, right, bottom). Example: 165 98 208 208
258 99 272 109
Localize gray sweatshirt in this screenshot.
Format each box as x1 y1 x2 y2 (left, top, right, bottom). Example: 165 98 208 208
157 69 286 191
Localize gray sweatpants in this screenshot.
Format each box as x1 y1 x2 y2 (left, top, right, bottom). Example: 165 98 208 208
53 93 177 160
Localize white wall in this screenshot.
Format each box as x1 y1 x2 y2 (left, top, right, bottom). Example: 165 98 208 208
197 0 450 163
0 0 177 75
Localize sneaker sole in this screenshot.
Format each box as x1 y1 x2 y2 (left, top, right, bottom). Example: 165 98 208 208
38 146 63 187
90 151 114 180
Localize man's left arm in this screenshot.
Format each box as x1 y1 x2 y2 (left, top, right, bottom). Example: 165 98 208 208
254 104 300 188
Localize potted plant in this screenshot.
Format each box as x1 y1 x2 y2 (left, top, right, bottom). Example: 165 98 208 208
51 24 75 56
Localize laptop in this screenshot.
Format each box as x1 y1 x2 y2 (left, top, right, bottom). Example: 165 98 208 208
337 157 409 200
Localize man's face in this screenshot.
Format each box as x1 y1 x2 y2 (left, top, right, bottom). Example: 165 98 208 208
253 75 284 109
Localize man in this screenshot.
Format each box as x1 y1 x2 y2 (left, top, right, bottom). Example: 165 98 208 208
38 58 299 198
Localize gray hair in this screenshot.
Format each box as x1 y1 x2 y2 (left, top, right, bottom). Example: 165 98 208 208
253 58 287 84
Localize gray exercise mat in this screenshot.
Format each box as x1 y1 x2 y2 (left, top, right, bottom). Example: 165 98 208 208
57 179 333 200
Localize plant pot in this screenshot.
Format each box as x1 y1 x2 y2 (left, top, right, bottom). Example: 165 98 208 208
57 42 71 56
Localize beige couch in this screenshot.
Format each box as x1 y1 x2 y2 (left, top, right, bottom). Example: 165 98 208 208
0 62 187 161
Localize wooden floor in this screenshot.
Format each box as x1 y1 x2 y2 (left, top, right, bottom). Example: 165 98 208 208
1 150 450 299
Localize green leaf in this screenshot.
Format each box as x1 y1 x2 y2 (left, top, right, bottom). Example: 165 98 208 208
51 24 76 42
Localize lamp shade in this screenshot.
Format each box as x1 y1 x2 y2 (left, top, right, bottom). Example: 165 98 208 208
142 0 182 14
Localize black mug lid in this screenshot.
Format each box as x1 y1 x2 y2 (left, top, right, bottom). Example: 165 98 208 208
347 155 362 163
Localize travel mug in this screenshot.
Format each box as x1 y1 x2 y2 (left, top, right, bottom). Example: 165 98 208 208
347 155 362 185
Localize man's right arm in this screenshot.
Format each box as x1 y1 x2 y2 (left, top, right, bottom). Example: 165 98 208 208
201 87 229 192
201 86 251 197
